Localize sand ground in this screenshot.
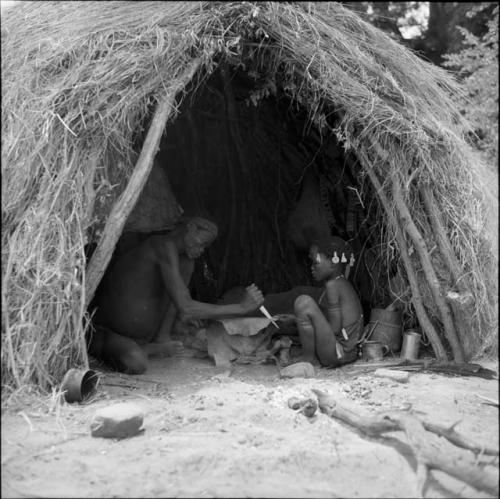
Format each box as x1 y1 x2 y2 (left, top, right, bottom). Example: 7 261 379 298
1 356 498 498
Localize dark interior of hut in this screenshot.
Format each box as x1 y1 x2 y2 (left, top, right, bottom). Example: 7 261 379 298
92 64 402 322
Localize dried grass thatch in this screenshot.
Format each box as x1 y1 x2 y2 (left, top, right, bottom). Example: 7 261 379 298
2 1 497 392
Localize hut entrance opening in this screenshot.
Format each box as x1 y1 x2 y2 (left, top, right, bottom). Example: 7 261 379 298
95 65 403 329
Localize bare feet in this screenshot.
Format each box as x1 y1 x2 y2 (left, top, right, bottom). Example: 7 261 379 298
212 364 233 381
144 341 185 357
295 354 321 367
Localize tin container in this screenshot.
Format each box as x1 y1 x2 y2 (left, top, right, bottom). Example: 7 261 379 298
367 308 403 353
400 331 421 361
61 368 98 403
362 340 389 362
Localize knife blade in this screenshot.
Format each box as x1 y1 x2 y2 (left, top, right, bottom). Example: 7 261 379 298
259 305 280 329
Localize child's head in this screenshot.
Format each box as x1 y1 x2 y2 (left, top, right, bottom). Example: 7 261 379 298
309 236 354 281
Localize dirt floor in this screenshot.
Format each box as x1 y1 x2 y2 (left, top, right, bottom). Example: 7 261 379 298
2 355 498 499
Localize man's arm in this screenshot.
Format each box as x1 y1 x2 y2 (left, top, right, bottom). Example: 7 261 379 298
158 242 263 320
153 301 178 343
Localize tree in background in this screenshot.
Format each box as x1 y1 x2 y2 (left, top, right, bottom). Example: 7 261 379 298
442 3 498 167
409 2 495 65
343 2 495 63
342 2 412 42
342 2 498 167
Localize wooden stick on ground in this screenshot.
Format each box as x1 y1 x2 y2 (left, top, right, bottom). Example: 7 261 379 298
475 394 499 407
312 389 499 497
388 412 498 498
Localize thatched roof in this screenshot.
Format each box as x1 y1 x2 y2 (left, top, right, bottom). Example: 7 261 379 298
2 1 497 391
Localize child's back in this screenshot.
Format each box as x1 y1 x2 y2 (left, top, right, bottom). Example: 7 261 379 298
320 276 363 328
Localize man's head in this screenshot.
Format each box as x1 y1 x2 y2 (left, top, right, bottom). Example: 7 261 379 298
182 217 218 259
309 236 353 281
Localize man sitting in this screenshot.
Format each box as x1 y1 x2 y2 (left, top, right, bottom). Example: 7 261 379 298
88 217 264 374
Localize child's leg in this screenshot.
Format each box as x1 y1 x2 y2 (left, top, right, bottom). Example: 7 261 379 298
294 295 337 366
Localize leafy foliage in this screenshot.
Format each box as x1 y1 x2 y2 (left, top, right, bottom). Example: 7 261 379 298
442 3 499 166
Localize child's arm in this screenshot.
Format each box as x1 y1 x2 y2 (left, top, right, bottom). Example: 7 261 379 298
324 280 342 334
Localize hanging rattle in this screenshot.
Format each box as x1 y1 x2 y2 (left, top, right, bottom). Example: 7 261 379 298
344 252 356 279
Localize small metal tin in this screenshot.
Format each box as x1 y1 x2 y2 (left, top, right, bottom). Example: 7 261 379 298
60 368 98 403
362 340 389 361
400 331 421 361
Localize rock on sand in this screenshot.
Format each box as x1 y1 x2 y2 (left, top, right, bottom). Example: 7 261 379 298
280 362 315 379
90 402 144 439
374 368 410 383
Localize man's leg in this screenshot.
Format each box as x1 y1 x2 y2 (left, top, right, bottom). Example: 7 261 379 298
88 325 148 374
294 295 338 366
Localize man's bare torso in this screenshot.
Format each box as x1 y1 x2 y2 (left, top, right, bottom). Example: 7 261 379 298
93 237 181 343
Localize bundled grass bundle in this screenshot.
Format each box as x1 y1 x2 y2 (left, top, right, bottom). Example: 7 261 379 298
2 1 496 392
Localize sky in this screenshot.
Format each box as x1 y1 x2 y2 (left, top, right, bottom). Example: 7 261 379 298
399 3 430 39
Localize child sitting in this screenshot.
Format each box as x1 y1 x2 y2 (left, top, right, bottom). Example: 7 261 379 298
294 236 363 367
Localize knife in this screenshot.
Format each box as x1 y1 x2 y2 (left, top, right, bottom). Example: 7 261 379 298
259 305 280 329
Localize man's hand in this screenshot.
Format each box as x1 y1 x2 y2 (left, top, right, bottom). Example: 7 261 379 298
182 318 205 329
239 283 264 313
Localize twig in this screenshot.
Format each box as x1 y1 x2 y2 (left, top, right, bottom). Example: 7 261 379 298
18 411 35 433
100 381 139 389
475 394 499 407
2 433 88 466
102 373 167 385
421 420 498 456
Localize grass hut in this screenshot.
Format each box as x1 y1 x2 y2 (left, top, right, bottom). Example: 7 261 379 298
2 1 497 392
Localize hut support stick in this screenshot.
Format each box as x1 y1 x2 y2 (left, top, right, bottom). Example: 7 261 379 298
85 59 203 306
391 176 464 362
420 186 476 358
360 155 448 361
420 187 469 292
362 137 463 362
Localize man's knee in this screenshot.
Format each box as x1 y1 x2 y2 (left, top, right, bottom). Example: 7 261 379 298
119 349 148 374
294 294 316 315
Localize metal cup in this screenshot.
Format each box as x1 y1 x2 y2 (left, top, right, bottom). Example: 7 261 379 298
400 331 421 361
60 368 99 403
362 341 389 361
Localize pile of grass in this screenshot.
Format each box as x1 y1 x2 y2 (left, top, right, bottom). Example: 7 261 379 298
2 1 496 392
